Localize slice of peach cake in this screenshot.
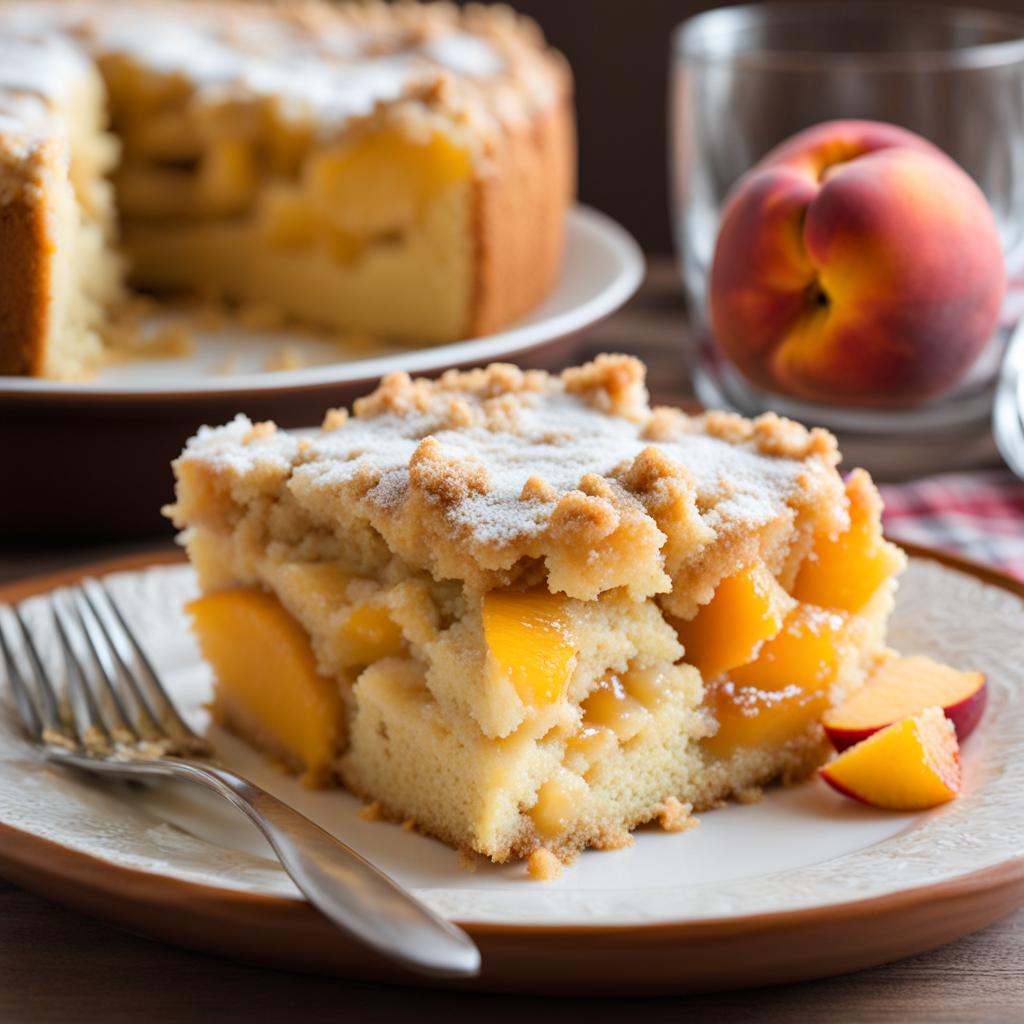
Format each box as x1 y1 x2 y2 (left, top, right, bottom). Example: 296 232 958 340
166 354 903 863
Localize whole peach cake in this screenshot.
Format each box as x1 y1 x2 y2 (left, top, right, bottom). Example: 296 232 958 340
0 0 572 377
166 355 904 866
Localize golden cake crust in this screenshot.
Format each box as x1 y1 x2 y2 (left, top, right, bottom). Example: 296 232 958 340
0 181 48 375
470 82 574 335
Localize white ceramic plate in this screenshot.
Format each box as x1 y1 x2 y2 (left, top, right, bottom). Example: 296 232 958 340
1 549 1022 991
0 205 644 398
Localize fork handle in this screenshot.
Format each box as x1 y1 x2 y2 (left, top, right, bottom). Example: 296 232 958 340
160 758 481 977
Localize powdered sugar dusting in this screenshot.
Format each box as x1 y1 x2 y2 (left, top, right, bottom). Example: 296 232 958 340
280 389 809 548
179 414 298 477
0 2 509 136
0 35 92 148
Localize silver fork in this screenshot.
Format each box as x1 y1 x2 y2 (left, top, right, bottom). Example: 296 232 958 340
0 577 480 978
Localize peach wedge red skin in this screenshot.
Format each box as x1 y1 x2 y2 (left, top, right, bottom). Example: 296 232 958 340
709 120 1005 405
825 686 987 753
822 656 988 752
819 707 962 812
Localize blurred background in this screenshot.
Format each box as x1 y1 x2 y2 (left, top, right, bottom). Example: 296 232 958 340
3 0 1023 547
479 0 1024 252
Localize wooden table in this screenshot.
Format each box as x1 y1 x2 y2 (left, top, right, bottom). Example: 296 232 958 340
2 261 1021 1022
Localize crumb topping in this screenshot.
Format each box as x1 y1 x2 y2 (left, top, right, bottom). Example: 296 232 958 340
173 355 842 601
171 355 846 604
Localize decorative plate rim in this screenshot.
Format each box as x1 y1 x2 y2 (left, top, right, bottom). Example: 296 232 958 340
1 813 1022 938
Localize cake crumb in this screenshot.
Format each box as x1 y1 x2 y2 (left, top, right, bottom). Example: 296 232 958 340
211 351 241 375
264 345 307 372
358 801 383 822
148 322 195 358
520 474 556 502
243 421 277 444
734 786 764 805
322 407 349 431
658 797 699 833
593 830 634 851
527 848 562 881
457 848 482 873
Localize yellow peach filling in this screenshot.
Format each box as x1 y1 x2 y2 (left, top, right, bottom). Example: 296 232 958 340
482 590 577 707
702 602 851 758
673 563 794 678
581 670 649 742
261 128 472 263
565 724 617 764
704 680 831 759
532 663 675 836
689 486 899 759
530 771 589 839
187 588 344 785
793 471 904 613
340 604 405 668
265 561 405 670
696 602 855 759
729 604 855 692
199 137 259 216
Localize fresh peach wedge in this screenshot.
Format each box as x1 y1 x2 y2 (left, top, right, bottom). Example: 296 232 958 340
820 706 961 810
823 655 986 751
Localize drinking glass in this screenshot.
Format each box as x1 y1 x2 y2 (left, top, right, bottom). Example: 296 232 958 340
670 3 1024 474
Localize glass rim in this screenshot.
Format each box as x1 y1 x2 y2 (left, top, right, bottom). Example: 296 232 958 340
673 2 1024 72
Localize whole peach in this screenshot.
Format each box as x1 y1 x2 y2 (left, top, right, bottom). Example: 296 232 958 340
709 120 1005 405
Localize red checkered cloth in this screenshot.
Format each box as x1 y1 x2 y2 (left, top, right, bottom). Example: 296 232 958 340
879 470 1024 581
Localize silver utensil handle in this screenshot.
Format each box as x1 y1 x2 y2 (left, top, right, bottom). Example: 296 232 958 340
994 317 1024 480
154 757 481 978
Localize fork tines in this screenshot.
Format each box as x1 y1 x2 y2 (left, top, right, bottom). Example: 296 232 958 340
0 578 209 760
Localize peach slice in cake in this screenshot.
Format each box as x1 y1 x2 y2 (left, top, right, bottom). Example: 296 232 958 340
188 588 345 786
167 354 904 864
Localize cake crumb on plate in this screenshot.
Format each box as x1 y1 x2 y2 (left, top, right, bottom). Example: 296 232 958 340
358 800 383 822
658 797 699 833
527 848 563 881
